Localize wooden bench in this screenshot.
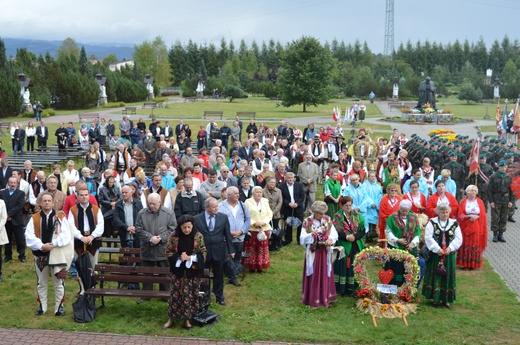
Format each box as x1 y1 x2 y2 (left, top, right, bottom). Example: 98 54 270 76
142 102 157 109
388 102 416 110
86 247 212 308
78 113 100 122
236 111 256 120
184 97 197 103
203 110 223 120
0 121 11 136
156 101 164 108
122 106 137 115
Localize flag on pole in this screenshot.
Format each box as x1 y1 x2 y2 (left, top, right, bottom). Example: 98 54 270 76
332 107 338 122
513 99 520 129
345 107 351 123
468 137 480 178
495 98 501 125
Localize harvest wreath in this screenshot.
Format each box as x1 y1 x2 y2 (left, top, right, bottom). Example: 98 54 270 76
353 246 420 320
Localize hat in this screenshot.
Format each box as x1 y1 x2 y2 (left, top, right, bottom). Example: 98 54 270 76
498 160 508 167
469 139 475 143
501 140 507 144
314 134 320 140
490 139 496 143
449 150 457 156
454 142 461 147
504 153 514 159
479 154 486 159
411 134 417 138
484 135 490 139
509 143 516 148
482 141 489 147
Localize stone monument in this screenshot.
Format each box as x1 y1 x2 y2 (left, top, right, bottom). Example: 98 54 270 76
17 69 33 113
95 72 107 106
143 73 155 100
196 73 205 98
415 76 436 109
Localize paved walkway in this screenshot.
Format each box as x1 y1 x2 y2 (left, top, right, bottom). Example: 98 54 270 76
0 328 312 345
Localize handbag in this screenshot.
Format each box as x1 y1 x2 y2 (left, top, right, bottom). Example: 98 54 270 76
419 245 432 262
193 309 220 327
257 229 267 242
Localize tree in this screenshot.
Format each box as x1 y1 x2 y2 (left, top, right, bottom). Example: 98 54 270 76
102 53 119 66
222 84 244 102
458 83 483 103
277 36 334 112
134 36 172 88
57 37 80 59
78 46 91 77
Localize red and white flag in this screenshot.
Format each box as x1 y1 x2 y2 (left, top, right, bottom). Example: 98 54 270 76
332 107 339 122
468 137 480 178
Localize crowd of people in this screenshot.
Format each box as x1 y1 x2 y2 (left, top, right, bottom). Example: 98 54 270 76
0 114 515 326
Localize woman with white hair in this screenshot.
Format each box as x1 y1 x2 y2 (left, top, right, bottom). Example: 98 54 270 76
456 185 487 269
300 201 338 307
385 199 421 286
244 186 273 273
423 203 462 309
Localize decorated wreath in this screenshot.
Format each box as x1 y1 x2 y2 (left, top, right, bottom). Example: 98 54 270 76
353 246 420 318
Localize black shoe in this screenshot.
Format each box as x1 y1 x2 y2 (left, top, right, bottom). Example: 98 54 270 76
3 257 12 263
19 257 27 263
229 279 241 287
493 232 499 242
508 216 516 223
55 304 65 316
498 233 507 243
217 300 226 306
0 274 3 283
35 308 44 316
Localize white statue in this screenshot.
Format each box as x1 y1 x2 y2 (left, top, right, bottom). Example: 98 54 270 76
22 87 31 105
100 84 107 98
393 83 399 98
196 81 205 93
146 83 154 94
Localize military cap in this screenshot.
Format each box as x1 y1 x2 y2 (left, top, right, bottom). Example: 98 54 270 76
498 160 508 167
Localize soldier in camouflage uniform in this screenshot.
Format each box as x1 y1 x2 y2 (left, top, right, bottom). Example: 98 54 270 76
488 160 515 242
442 151 466 201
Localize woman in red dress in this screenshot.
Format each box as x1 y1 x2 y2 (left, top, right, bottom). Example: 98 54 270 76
403 180 427 214
456 184 488 269
426 180 458 219
377 183 402 248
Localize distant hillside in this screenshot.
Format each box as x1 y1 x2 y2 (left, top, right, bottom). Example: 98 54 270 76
3 38 135 60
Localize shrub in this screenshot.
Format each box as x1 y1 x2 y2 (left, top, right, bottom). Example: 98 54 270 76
161 91 179 96
222 85 244 102
102 102 125 108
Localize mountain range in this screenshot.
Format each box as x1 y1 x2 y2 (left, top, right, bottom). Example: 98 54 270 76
3 38 135 60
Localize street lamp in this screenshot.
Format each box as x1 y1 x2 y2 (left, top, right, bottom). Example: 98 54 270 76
95 72 107 106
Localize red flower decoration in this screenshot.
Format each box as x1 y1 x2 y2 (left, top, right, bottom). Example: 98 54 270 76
406 256 411 262
362 279 368 285
355 266 362 273
360 253 367 260
383 249 388 254
406 274 413 281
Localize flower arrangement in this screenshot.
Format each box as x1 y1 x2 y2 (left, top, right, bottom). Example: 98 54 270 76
422 103 436 114
353 247 420 319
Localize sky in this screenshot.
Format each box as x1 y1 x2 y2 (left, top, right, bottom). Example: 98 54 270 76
1 0 520 54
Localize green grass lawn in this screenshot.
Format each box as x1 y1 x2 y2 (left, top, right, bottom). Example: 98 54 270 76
0 243 518 344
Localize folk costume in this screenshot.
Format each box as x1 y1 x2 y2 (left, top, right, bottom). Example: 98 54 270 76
244 197 273 271
332 210 365 296
422 217 462 304
323 178 341 217
300 215 338 308
456 197 487 269
25 210 73 315
426 192 458 220
385 211 421 285
68 203 104 268
377 194 402 248
166 229 206 322
403 191 427 214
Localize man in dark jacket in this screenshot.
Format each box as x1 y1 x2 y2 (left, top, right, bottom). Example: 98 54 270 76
174 178 204 218
2 177 27 262
279 172 306 246
113 185 144 248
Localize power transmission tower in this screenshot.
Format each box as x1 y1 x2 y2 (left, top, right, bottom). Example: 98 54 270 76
384 0 395 56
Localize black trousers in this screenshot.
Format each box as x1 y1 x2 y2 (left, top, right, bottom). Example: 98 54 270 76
203 259 225 303
141 260 169 293
227 242 244 282
284 222 302 245
4 222 25 259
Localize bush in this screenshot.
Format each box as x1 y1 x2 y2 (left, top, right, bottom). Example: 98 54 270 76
222 85 244 102
161 91 179 96
102 102 125 108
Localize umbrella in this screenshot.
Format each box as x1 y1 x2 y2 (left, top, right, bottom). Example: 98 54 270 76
286 216 302 228
72 246 96 323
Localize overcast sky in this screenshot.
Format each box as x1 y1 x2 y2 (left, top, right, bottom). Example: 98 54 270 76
1 0 519 54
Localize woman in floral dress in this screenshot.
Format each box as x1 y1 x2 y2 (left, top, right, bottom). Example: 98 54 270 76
164 215 206 330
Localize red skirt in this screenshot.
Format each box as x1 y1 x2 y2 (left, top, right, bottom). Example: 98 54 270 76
244 231 270 270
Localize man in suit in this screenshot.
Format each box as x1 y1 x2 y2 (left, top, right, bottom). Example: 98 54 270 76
175 119 185 140
279 172 305 246
2 177 27 262
161 121 173 139
36 121 49 148
14 124 26 154
218 166 238 187
297 153 320 215
0 159 12 190
238 139 254 162
174 178 204 218
143 133 157 168
113 185 143 249
194 197 235 305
